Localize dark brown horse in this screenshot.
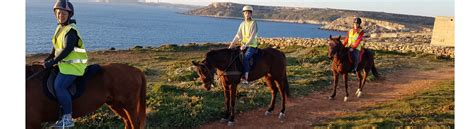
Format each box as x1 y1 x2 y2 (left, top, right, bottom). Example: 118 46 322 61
327 35 380 102
26 63 147 129
192 47 290 126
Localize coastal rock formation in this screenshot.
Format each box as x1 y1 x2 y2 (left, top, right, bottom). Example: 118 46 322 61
320 17 431 33
185 2 434 33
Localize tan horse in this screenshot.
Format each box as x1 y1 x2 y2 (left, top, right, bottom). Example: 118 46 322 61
26 63 147 129
192 47 290 126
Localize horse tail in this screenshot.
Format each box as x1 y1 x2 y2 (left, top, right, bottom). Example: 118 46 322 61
284 73 291 98
368 50 380 79
281 51 291 98
138 73 147 128
371 64 380 79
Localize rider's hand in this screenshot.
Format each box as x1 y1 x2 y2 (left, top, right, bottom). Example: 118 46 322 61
43 59 55 68
349 48 354 52
240 45 247 51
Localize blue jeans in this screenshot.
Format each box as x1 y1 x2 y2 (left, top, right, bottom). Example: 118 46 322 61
351 49 360 70
243 47 257 73
54 72 77 114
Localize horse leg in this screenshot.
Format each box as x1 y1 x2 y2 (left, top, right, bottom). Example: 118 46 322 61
329 71 339 100
108 100 143 129
356 71 363 98
275 79 287 122
123 106 142 129
227 84 238 126
359 69 369 97
343 73 349 102
107 105 132 129
220 84 231 122
264 75 277 116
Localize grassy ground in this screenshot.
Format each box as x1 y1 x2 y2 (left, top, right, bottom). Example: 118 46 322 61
313 80 454 128
26 43 454 128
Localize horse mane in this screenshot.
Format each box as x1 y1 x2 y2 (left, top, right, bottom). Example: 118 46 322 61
26 64 47 80
203 48 239 69
329 37 350 61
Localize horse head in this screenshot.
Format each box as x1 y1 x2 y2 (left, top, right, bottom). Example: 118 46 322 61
328 35 343 59
192 60 215 91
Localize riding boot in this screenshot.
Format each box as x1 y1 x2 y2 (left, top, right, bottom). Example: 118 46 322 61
51 113 74 128
241 72 249 85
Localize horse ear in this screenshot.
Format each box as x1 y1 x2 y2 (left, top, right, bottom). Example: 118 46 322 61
329 35 333 39
192 61 199 66
338 35 341 40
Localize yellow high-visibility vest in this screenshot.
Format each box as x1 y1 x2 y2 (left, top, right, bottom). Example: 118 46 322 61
52 23 88 76
346 29 364 50
241 20 259 48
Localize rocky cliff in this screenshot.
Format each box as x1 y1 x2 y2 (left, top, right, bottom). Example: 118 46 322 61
185 2 434 33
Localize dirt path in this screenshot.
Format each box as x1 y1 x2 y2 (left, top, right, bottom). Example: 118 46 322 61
198 67 454 129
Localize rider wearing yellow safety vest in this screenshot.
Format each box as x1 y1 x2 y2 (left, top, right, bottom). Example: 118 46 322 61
343 17 365 73
42 0 87 127
229 5 259 84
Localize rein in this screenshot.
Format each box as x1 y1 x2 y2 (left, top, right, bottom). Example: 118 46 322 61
26 67 51 81
200 49 243 86
214 50 241 79
330 42 352 64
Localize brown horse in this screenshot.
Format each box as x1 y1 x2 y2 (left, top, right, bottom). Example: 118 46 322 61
192 47 290 126
327 35 380 102
26 63 147 129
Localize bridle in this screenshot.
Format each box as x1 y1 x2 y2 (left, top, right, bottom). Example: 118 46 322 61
199 49 242 86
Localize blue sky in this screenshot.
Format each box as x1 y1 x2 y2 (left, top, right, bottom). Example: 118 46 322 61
158 0 454 17
33 0 454 17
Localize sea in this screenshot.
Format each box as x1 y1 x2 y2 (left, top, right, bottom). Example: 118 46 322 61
26 2 345 54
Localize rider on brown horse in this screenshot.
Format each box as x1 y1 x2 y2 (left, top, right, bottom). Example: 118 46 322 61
343 17 365 73
228 5 259 84
43 0 87 127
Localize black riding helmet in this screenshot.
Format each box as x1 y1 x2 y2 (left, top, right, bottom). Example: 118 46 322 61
353 17 362 25
53 0 74 18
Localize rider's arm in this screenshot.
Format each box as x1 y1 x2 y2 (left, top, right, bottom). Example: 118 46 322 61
44 48 55 62
343 31 349 46
352 30 364 49
51 29 79 64
244 21 258 46
230 23 243 48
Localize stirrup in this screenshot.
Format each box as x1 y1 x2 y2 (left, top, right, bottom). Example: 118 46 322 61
241 79 249 84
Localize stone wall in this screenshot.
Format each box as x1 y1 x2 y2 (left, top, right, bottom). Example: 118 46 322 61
258 38 454 58
369 32 432 44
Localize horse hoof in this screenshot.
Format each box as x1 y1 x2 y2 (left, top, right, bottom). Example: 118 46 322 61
265 111 272 116
328 96 334 100
355 89 361 98
344 96 348 102
278 112 286 120
220 118 229 123
227 121 235 126
356 91 362 98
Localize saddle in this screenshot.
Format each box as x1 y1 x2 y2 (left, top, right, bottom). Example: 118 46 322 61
347 48 368 65
43 64 102 101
